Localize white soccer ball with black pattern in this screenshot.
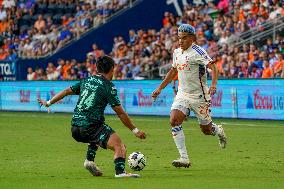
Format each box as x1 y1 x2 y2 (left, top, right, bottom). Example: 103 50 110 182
127 152 146 171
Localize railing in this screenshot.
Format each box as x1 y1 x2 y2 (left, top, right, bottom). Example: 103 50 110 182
158 64 172 78
135 66 160 79
226 15 284 48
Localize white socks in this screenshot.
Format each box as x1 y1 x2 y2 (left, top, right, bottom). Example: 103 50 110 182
171 125 189 159
211 123 220 136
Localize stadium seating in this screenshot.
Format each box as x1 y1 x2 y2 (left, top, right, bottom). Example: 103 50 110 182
0 0 131 60
0 0 283 80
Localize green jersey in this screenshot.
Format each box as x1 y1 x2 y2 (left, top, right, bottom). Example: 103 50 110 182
70 75 121 127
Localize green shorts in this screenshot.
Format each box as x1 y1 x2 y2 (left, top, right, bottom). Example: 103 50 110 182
71 124 115 149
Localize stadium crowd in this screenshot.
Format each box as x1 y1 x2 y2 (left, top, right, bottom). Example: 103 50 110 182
0 0 284 79
0 0 131 60
26 0 284 80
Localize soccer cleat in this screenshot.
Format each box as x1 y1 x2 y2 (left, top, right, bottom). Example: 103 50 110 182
217 125 227 149
84 160 103 176
172 157 191 168
114 172 140 178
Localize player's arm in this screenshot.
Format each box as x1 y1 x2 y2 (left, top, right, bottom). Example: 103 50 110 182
112 105 146 139
37 87 75 107
152 67 177 100
172 79 177 96
207 61 218 95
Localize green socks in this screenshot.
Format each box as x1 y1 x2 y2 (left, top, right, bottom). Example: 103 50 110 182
114 157 126 175
86 144 98 161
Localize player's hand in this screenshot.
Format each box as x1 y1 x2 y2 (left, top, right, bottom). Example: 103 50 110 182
37 98 49 107
208 85 217 95
151 88 161 101
135 131 146 139
37 98 51 113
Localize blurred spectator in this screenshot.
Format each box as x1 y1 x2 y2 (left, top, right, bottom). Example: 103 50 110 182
273 53 284 77
57 26 72 49
0 6 7 21
7 49 17 60
3 0 16 9
262 60 273 78
0 48 8 59
27 67 36 80
46 62 59 80
35 68 46 80
34 14 46 31
129 29 137 45
249 64 262 78
88 43 104 59
239 61 249 78
123 66 133 79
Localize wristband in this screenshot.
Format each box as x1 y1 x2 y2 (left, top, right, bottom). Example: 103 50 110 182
46 100 52 107
132 128 139 134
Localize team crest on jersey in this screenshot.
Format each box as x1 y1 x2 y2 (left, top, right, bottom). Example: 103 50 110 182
185 56 190 63
111 86 117 95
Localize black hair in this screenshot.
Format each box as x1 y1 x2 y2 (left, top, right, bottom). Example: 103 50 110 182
96 55 115 74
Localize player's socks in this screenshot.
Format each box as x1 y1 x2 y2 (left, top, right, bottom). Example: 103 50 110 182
211 123 220 136
171 125 189 159
211 123 227 148
114 157 126 175
86 144 98 161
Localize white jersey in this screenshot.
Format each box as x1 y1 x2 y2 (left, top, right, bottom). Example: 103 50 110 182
172 43 212 101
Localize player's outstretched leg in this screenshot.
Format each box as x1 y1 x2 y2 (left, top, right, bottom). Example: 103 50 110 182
200 122 227 148
107 133 140 178
84 144 103 176
170 110 191 168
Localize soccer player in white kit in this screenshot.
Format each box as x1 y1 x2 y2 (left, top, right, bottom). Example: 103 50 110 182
152 24 227 168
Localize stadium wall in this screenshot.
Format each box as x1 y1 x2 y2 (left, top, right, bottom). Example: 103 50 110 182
0 79 284 120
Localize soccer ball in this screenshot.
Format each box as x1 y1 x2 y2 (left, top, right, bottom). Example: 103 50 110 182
127 152 146 171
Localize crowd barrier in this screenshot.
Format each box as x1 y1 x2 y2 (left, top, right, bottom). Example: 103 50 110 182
0 79 283 120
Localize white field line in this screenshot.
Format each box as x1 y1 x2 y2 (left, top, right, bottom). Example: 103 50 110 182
220 122 284 127
0 113 283 127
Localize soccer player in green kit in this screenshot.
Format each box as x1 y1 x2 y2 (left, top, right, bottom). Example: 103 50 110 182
37 56 146 178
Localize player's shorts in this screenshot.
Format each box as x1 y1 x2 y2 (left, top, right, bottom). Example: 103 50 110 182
171 95 212 125
71 123 115 149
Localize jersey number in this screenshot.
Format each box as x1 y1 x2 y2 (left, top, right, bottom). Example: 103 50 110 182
77 89 96 110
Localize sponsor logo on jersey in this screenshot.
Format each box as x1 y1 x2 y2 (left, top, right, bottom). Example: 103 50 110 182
177 63 190 71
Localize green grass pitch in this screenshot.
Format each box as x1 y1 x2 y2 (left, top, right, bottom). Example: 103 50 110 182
0 111 284 189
